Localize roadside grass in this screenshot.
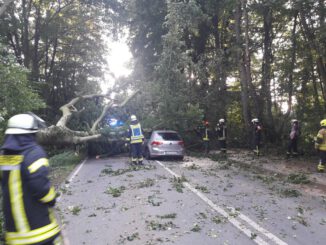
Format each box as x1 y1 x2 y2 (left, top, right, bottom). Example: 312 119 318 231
49 151 83 187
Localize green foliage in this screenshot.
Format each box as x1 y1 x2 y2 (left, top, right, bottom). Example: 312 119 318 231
49 151 82 168
0 43 45 118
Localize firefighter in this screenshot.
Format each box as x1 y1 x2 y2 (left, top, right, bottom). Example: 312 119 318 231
197 120 211 154
216 118 227 153
0 113 62 245
287 119 300 157
252 118 262 156
126 115 144 165
315 119 326 172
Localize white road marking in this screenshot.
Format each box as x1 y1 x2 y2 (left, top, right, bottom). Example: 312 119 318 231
56 158 87 245
57 158 87 202
68 158 87 183
156 160 288 245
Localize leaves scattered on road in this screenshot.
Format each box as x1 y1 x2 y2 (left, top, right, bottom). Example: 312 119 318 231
105 186 126 197
286 173 310 184
146 220 177 231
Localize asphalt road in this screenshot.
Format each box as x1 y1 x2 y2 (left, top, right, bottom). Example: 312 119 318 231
57 156 326 245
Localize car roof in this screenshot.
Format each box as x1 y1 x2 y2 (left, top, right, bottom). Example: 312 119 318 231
152 130 178 134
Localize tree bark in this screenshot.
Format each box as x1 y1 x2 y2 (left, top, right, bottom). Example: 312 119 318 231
261 5 275 138
299 9 326 93
235 0 250 133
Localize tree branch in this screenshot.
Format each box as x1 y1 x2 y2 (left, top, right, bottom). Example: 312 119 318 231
0 0 14 16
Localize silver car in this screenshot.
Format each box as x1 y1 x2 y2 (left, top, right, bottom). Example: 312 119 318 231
144 130 185 160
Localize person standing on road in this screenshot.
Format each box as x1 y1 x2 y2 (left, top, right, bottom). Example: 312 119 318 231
315 119 326 172
252 118 262 156
197 120 211 155
0 113 62 245
286 119 300 157
126 115 144 165
215 118 227 154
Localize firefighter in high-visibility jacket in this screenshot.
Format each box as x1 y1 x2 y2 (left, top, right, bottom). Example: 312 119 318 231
0 113 62 245
126 115 144 165
315 119 326 172
252 118 262 156
215 118 227 153
197 121 211 154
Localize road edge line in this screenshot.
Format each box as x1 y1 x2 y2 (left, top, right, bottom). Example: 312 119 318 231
156 160 287 245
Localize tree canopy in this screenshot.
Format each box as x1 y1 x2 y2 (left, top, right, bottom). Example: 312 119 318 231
0 0 325 151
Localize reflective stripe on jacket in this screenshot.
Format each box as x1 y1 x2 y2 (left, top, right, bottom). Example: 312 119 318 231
203 128 209 141
129 123 144 144
216 124 227 140
0 145 60 245
316 128 326 151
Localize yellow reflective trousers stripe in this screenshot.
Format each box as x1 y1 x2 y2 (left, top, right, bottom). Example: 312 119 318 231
28 158 49 174
6 226 60 245
6 209 60 245
6 221 57 239
9 170 30 232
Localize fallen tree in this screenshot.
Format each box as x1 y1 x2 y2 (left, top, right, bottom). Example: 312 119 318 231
37 89 139 146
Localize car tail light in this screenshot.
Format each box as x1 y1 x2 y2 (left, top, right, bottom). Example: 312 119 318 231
178 141 184 146
151 141 163 146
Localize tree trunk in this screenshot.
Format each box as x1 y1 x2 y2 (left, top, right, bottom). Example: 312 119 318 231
299 10 326 93
235 0 250 134
243 0 260 119
31 1 42 82
285 12 298 116
261 5 275 139
21 0 30 68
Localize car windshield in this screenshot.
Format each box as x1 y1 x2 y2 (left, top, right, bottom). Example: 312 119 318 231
156 132 181 141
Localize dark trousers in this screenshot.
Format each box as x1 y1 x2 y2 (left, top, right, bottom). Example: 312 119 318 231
203 140 209 154
219 140 226 153
253 138 261 155
287 138 298 154
131 143 143 163
319 151 326 165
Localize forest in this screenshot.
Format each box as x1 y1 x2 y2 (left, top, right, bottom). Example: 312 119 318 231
0 0 325 154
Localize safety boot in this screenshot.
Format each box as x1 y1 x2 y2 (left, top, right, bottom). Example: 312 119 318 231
318 163 325 172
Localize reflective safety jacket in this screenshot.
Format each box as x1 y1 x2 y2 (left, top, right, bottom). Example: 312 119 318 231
215 123 227 140
197 125 210 141
126 122 144 144
0 134 60 245
315 128 326 151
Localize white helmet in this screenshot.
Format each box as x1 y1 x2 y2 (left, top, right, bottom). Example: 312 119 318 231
251 118 259 123
5 113 46 134
219 118 225 123
291 119 298 123
130 115 137 122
